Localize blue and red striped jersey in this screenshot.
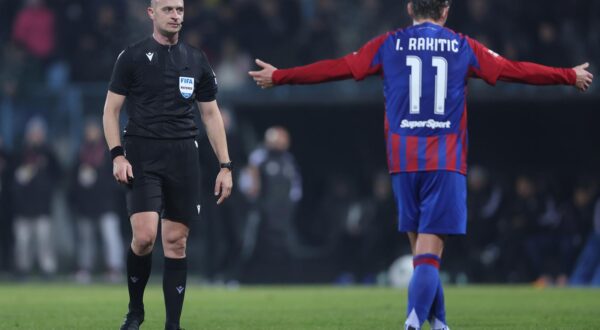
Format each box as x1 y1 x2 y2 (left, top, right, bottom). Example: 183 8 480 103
272 22 576 175
344 22 507 175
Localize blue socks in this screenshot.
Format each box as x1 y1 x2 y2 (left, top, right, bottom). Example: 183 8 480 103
405 254 446 329
429 277 447 329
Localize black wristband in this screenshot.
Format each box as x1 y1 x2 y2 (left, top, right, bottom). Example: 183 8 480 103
110 146 125 161
220 162 233 171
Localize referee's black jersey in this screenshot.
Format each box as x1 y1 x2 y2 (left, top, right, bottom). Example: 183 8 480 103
109 37 218 139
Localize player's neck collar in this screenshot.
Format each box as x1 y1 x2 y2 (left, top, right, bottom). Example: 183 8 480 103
413 20 443 27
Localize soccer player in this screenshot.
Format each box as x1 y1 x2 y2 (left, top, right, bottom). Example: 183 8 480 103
103 0 233 329
249 0 594 329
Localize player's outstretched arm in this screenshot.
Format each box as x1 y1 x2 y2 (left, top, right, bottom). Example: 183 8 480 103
467 37 594 91
249 57 355 88
498 60 594 91
249 33 389 88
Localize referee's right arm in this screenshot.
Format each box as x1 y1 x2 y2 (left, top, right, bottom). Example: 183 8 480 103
104 49 133 184
103 91 133 184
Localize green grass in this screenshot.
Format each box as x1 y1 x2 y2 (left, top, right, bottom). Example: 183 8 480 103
0 284 599 329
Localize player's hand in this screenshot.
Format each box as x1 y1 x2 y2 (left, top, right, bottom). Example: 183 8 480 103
248 59 277 89
573 62 593 92
215 168 233 205
113 155 133 184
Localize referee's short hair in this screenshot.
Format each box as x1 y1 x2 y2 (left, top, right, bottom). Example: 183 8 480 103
410 0 451 21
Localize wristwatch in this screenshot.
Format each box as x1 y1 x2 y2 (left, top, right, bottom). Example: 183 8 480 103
220 162 233 171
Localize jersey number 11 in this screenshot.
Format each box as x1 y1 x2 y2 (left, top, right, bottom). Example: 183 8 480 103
406 56 448 116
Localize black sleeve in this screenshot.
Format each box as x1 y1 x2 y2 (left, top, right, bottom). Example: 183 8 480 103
108 48 133 96
195 51 218 102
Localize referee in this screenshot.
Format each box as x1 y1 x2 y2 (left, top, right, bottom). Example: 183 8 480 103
102 1 233 329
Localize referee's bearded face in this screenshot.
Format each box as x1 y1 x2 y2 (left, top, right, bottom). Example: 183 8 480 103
148 0 184 36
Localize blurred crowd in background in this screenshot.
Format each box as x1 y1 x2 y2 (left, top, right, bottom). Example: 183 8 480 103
1 0 599 96
0 0 599 286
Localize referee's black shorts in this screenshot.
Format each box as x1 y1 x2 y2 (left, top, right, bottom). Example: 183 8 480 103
124 136 201 223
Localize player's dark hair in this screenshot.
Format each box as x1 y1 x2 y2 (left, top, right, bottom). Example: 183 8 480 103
409 0 451 21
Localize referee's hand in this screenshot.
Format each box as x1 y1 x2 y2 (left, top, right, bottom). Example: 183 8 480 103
215 168 233 205
113 155 133 185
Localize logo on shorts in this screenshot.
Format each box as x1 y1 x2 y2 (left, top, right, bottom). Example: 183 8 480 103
176 286 185 294
197 204 201 215
179 77 194 99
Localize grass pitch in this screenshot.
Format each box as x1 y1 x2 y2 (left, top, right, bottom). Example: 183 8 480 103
0 284 598 329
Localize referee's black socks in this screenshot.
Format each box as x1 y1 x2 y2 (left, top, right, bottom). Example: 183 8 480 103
163 257 187 329
127 247 153 314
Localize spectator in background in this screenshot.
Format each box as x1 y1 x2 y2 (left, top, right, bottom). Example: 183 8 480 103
570 186 600 286
12 117 59 278
12 0 55 64
241 126 302 282
69 120 124 283
0 138 13 272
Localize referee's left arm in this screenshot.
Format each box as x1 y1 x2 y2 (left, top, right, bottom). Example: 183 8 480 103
198 100 233 204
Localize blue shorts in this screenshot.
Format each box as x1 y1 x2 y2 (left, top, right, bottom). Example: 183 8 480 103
391 171 467 235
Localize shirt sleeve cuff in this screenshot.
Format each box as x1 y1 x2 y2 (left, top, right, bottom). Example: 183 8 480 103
272 69 284 85
196 95 217 103
564 68 577 85
108 86 128 96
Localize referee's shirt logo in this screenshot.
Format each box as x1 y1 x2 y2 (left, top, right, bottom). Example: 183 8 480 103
179 77 194 99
